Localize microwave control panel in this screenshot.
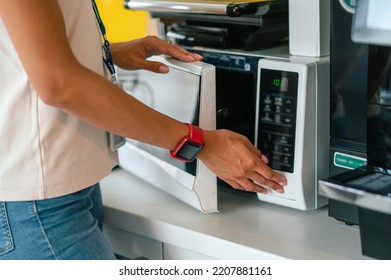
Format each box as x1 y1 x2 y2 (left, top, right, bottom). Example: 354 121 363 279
255 57 330 210
256 68 298 173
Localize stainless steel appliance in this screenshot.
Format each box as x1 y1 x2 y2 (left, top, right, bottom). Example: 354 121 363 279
121 0 331 210
319 0 391 259
126 0 289 51
326 0 368 225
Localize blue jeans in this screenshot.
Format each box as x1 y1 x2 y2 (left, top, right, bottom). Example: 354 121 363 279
0 183 116 260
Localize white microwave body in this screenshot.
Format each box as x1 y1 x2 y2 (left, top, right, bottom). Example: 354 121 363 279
255 57 330 210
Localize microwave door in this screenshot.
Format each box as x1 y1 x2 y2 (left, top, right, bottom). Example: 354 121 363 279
117 56 217 213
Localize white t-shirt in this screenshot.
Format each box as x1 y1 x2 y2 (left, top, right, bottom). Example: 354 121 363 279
0 0 119 201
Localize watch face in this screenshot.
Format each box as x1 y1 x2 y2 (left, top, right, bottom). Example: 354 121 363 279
176 141 203 161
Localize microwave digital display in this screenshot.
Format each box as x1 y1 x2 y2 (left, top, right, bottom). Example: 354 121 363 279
257 69 299 173
272 76 289 92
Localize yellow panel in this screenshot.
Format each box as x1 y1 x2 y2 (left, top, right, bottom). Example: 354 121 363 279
95 0 148 43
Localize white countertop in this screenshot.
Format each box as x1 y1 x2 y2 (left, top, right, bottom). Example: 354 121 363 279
100 167 371 260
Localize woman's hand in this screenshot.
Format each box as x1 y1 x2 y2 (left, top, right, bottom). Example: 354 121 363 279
197 129 287 194
111 36 203 73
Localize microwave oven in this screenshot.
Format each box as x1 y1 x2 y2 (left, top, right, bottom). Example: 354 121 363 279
119 0 331 211
117 47 330 211
186 47 330 210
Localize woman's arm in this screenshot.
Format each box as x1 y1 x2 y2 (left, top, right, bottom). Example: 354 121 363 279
0 0 286 193
0 0 188 150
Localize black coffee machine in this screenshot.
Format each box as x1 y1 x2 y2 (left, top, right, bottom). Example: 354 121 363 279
328 0 367 225
320 0 391 259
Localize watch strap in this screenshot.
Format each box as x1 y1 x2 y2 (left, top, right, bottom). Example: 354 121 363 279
187 123 204 145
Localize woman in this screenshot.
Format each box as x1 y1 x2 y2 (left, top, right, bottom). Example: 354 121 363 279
0 0 286 259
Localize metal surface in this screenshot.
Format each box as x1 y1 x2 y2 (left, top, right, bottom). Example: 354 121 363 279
352 0 391 46
319 179 391 215
124 0 271 16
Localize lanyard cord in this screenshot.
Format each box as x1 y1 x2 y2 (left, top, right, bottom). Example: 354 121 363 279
91 0 117 83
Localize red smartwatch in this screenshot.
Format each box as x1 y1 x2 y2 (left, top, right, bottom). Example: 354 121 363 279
170 123 204 162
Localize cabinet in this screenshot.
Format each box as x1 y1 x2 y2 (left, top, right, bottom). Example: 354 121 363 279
101 168 370 260
103 226 163 260
103 226 214 260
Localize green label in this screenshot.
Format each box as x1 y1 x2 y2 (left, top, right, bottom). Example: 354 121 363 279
339 0 356 13
334 152 366 170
